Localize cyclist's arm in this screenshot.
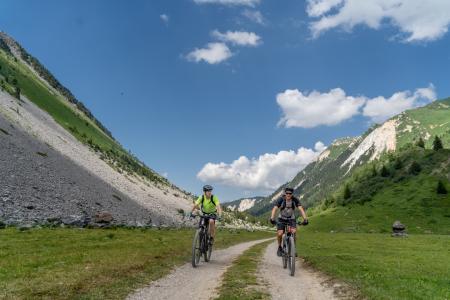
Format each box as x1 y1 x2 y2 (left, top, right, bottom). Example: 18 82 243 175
270 206 278 220
192 198 201 213
298 205 307 220
217 204 223 216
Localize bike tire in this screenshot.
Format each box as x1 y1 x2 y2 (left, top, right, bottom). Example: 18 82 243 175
203 234 209 262
206 236 213 262
192 229 202 268
282 238 288 269
288 236 296 276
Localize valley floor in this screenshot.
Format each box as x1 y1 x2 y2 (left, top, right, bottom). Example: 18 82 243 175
1 227 449 300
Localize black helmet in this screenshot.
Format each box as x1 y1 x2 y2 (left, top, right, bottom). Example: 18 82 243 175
284 187 294 193
203 185 213 192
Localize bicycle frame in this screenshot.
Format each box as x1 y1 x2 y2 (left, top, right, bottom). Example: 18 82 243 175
279 219 297 276
192 213 217 268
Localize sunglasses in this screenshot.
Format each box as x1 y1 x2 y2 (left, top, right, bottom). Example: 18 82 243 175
285 192 293 195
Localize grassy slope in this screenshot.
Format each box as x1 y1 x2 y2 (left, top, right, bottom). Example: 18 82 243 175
308 148 450 234
0 51 114 149
296 147 450 299
396 98 450 149
0 228 273 299
0 47 169 185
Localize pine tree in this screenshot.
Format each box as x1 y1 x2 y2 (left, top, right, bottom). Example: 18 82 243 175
433 136 443 151
380 165 390 177
371 164 377 177
437 180 448 194
416 137 425 148
343 184 351 200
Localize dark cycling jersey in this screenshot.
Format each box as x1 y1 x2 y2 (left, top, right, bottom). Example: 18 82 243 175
276 196 301 219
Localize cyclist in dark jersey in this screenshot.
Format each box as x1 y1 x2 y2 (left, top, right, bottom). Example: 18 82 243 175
270 187 308 256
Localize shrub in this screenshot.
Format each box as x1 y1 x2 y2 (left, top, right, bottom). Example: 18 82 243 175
416 137 425 148
437 180 448 195
409 161 422 175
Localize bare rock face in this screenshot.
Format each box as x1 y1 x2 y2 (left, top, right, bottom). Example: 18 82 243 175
392 220 408 237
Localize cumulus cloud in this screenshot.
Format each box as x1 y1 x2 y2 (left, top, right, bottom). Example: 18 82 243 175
242 10 265 25
193 0 260 6
277 84 437 127
197 143 326 190
277 88 366 128
362 84 436 123
160 14 169 25
212 30 262 46
186 42 233 64
306 0 450 42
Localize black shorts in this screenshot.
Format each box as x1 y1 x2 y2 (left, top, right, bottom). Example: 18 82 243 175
276 218 296 231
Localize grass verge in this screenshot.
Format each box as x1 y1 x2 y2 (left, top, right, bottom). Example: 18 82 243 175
0 227 272 299
298 231 450 300
215 240 272 300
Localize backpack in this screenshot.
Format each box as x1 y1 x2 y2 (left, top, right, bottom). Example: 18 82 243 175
201 194 217 209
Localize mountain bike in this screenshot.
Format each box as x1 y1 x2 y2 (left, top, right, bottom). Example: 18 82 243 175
191 213 217 268
279 218 305 276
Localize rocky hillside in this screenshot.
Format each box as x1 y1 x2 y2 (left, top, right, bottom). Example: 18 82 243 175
238 98 450 217
0 32 194 227
223 196 265 212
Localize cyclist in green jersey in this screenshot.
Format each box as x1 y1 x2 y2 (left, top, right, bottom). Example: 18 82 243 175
190 185 223 244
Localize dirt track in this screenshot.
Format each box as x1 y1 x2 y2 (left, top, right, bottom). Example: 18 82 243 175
127 238 273 300
128 238 355 300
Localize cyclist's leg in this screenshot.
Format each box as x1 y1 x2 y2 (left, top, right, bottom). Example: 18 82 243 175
209 218 216 238
276 221 284 246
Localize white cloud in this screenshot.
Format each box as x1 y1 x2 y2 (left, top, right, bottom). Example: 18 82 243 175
242 10 265 25
193 0 260 6
186 42 233 64
277 88 366 128
276 85 437 127
162 172 169 178
307 0 343 18
197 143 326 190
314 141 327 152
212 30 262 46
160 14 169 24
307 0 450 42
362 84 436 123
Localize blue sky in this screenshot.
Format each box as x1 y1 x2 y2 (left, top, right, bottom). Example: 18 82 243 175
1 0 450 201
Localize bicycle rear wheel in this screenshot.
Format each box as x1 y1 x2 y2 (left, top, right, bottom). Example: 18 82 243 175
192 229 202 268
288 236 296 276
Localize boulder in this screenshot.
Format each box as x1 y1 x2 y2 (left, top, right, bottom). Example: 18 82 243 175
392 220 407 237
62 215 90 227
94 211 113 224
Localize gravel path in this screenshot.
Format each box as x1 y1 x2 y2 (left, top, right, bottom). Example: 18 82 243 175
127 238 274 300
259 241 342 300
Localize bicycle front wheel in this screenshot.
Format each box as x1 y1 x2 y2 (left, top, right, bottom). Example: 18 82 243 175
206 235 213 262
288 236 296 276
192 229 202 268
